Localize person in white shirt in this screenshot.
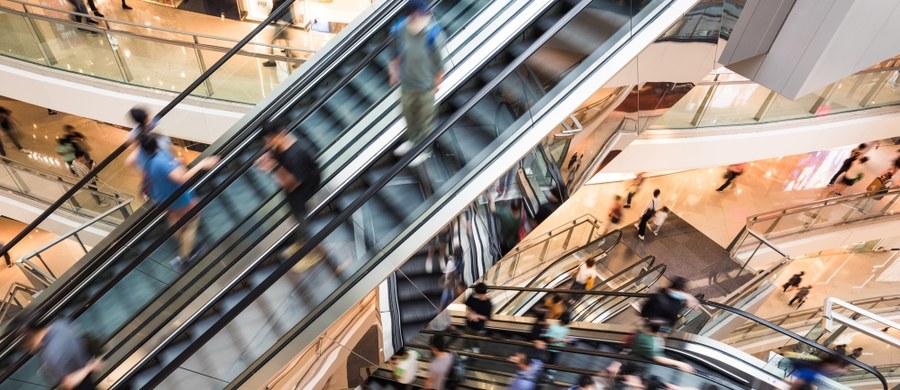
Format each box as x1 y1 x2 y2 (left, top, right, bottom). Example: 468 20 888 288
391 348 420 388
651 206 669 236
637 189 661 240
832 157 869 196
572 257 601 290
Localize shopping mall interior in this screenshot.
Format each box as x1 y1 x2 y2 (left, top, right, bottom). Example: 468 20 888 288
1 0 900 389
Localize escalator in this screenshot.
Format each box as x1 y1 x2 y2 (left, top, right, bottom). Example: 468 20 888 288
1 0 697 388
0 0 533 387
385 291 889 389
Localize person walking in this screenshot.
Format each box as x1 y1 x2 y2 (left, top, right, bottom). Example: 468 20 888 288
623 173 645 208
489 193 525 256
716 163 747 192
571 257 601 291
782 272 804 293
132 134 218 267
16 318 103 390
636 189 661 240
390 347 420 389
508 350 544 390
57 138 77 175
640 277 698 327
72 151 107 206
255 121 321 260
464 283 492 353
629 322 695 374
262 0 295 67
829 143 867 185
830 157 869 196
0 107 24 154
424 335 454 390
63 125 92 164
650 206 669 236
545 312 572 366
1 241 11 268
605 194 624 234
389 0 446 166
789 286 811 307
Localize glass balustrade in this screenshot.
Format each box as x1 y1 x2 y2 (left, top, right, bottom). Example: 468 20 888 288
0 2 312 104
649 60 900 131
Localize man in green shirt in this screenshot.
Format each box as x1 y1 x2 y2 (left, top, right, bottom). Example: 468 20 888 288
389 0 446 166
630 322 694 373
488 193 524 255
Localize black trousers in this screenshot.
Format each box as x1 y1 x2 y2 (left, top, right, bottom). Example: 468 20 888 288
829 159 854 184
637 209 654 236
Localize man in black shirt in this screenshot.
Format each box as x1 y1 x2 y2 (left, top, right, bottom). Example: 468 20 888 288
256 121 321 260
464 282 492 353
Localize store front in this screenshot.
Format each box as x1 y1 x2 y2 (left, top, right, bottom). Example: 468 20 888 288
168 0 360 34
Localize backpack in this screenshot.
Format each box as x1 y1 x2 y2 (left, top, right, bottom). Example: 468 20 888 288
444 352 465 389
390 17 443 58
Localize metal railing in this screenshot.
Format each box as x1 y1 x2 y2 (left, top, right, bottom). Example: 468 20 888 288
0 0 309 103
648 60 900 130
9 200 133 291
485 214 606 285
0 155 132 222
725 295 900 344
735 188 900 248
0 283 38 324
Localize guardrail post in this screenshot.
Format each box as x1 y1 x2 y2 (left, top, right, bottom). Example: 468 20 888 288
880 192 899 214
193 36 215 97
34 253 56 279
23 14 57 66
562 227 573 250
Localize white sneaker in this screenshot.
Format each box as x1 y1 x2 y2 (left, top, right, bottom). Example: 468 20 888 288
638 234 645 241
393 141 414 157
472 347 480 354
652 230 658 236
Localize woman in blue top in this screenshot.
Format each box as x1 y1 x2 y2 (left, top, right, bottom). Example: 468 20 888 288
134 133 218 266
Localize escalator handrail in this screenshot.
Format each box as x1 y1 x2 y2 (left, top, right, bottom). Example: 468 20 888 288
0 0 304 263
573 263 667 322
483 286 889 389
412 329 743 390
505 253 656 317
0 0 407 373
495 231 624 314
133 1 602 387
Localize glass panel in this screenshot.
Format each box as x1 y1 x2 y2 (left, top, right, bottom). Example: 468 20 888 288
698 83 771 126
112 32 204 94
199 48 297 103
0 11 45 63
824 72 881 111
648 84 710 129
870 70 900 106
30 18 123 82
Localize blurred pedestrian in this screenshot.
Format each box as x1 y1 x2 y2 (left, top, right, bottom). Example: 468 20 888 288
650 206 669 236
828 143 867 185
623 173 645 209
256 121 321 260
528 311 549 344
0 107 24 154
425 335 453 390
788 353 845 390
389 0 446 167
57 138 77 175
636 189 661 240
606 194 624 232
72 151 107 206
489 193 525 256
571 257 601 291
390 347 419 389
782 272 804 293
535 187 563 225
508 350 543 390
262 0 296 67
543 294 565 320
789 286 811 307
716 163 747 192
848 347 863 360
830 157 869 196
426 225 450 274
464 283 492 353
629 322 694 374
133 133 218 267
63 125 92 163
640 276 698 327
17 318 103 390
545 312 572 366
